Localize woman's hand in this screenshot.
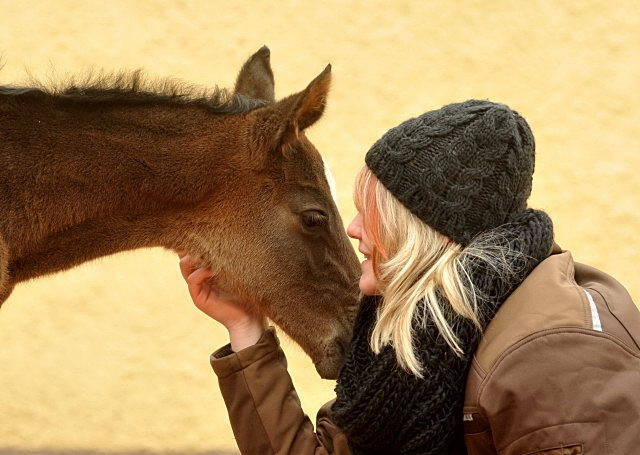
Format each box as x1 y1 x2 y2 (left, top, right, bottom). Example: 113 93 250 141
178 253 266 352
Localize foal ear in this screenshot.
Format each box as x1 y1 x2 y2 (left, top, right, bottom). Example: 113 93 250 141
254 64 331 150
234 45 275 103
291 64 331 133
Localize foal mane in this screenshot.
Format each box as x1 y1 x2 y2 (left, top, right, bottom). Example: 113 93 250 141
0 69 269 115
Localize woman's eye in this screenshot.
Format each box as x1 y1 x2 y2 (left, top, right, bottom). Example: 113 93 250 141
301 210 327 228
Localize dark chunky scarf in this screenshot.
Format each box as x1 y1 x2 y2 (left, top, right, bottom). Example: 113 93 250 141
332 209 554 454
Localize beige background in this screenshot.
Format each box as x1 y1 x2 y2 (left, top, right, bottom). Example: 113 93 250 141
1 1 638 454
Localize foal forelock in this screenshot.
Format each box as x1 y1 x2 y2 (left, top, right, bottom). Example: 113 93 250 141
322 157 338 203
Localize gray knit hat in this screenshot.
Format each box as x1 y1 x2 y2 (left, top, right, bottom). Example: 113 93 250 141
365 99 535 246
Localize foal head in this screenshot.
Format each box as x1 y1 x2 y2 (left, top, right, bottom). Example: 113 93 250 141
186 48 360 379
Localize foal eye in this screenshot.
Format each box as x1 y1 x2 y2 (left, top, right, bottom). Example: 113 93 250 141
301 210 327 229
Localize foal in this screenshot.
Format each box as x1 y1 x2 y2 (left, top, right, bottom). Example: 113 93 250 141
0 47 360 379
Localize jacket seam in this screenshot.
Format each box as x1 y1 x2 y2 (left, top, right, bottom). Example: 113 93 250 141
472 356 486 377
520 441 584 455
240 367 277 455
503 420 595 451
477 327 640 402
590 286 640 351
563 253 592 329
469 358 486 406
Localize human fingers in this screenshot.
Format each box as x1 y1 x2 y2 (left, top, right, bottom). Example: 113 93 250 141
186 267 216 307
187 266 214 287
179 254 200 281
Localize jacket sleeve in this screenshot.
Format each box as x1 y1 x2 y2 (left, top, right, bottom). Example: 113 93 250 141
209 327 351 455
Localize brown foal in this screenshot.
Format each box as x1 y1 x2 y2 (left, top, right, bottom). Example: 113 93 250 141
0 47 360 379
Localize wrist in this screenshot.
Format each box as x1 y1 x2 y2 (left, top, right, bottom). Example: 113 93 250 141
228 317 267 352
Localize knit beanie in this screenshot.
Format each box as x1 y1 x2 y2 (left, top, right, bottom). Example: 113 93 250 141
365 99 535 246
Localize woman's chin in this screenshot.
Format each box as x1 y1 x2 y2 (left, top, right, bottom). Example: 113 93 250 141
358 278 379 296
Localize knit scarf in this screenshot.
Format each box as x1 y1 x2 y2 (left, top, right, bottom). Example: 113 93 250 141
332 209 554 455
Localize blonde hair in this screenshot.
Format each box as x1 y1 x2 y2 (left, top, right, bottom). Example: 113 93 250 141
354 166 522 378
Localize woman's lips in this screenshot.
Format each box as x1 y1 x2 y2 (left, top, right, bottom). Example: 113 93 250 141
359 248 371 266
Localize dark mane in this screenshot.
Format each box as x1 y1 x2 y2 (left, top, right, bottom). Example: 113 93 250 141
0 69 269 115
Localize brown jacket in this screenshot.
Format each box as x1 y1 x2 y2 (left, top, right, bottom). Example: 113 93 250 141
210 247 640 454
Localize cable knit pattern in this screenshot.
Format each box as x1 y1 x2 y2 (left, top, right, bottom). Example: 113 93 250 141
332 209 554 454
365 100 535 246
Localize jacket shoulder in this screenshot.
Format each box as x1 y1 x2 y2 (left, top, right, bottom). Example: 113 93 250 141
463 249 640 454
473 249 639 374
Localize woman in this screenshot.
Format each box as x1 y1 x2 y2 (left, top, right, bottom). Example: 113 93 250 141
179 100 640 454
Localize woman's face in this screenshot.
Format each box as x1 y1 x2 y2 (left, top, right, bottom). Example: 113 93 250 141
347 212 379 296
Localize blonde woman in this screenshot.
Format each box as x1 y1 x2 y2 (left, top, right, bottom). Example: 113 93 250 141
179 100 640 454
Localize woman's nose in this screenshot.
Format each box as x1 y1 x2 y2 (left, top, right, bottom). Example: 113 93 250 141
346 216 361 240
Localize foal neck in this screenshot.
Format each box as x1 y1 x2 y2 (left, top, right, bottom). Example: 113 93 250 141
1 97 250 282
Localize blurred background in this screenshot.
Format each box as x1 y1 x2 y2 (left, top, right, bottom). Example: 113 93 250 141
1 1 638 454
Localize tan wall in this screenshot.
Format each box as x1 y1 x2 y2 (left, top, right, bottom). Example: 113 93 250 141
1 1 638 454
